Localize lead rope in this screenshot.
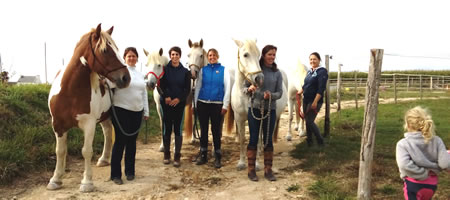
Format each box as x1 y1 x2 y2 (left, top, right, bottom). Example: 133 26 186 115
250 93 271 148
105 81 142 137
192 81 200 140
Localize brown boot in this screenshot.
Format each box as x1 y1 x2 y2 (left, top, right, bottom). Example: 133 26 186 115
247 146 258 181
264 147 276 181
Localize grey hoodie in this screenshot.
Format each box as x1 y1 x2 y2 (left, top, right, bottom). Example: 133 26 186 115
396 132 450 180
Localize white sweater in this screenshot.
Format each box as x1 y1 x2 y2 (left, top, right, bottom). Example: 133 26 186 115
113 66 149 117
396 132 450 180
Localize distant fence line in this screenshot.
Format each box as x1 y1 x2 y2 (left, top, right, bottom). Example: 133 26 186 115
329 73 450 91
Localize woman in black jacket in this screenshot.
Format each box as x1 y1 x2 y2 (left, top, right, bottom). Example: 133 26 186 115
158 46 191 167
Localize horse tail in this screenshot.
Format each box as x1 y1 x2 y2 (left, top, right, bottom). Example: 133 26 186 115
225 104 235 136
273 118 281 143
184 104 193 139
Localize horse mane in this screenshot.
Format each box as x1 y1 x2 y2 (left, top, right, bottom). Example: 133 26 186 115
94 28 119 53
149 51 169 65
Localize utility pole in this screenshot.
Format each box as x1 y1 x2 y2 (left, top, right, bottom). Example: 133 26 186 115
45 42 48 84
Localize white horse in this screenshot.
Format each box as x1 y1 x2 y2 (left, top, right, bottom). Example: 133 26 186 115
285 60 308 140
185 39 208 144
228 39 288 171
143 48 168 152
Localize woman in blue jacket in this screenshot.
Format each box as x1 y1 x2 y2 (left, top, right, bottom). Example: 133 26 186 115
193 48 230 168
299 52 328 147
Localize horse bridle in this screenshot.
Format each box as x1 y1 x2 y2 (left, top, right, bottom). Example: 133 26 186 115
88 33 127 79
145 68 165 87
237 49 262 85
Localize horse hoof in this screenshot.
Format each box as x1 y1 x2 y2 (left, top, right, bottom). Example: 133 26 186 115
96 160 110 167
79 183 94 193
286 135 292 141
159 146 164 152
299 131 306 137
236 162 246 171
46 181 63 190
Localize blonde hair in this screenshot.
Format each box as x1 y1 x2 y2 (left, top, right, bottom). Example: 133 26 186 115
403 106 435 143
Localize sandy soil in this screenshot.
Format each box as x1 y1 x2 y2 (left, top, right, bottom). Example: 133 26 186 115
1 97 444 200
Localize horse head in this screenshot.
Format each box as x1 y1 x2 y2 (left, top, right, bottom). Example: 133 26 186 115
143 48 168 90
233 39 264 87
187 39 207 80
82 23 130 88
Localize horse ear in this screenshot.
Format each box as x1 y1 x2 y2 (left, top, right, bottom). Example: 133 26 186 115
233 38 243 48
188 39 193 48
143 48 149 57
159 48 163 56
94 23 102 40
200 39 203 48
106 26 114 35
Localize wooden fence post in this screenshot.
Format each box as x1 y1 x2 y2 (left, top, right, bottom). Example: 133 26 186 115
407 75 410 92
354 70 358 109
393 74 397 104
357 49 383 200
337 63 342 111
420 75 423 100
324 55 330 138
430 76 433 90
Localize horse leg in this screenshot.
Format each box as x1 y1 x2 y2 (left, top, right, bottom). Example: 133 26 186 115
298 104 306 137
79 119 96 192
286 99 294 141
96 119 113 167
47 131 68 190
236 117 246 171
157 102 165 152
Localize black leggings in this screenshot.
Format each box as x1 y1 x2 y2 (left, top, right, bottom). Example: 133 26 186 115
110 106 143 179
197 101 223 153
161 101 185 153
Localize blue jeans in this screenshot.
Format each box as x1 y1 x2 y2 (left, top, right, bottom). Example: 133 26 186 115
303 101 324 145
247 108 276 148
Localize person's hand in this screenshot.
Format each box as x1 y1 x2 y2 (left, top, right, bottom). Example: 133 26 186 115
143 116 149 121
297 89 303 96
165 97 172 105
264 91 271 99
248 85 257 93
169 98 180 107
221 108 227 115
311 102 317 110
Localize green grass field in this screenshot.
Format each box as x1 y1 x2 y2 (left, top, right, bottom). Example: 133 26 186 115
291 99 450 199
0 84 160 184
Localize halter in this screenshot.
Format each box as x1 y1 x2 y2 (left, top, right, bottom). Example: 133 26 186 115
88 33 126 79
145 67 165 87
237 49 262 85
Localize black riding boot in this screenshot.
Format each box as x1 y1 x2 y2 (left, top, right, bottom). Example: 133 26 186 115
173 136 182 167
214 151 222 168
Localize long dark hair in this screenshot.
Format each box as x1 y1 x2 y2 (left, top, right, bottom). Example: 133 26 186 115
259 45 278 71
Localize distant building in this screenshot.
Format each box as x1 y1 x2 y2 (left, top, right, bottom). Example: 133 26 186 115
16 75 41 85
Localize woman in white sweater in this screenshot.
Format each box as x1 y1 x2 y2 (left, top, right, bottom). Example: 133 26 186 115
110 47 149 185
396 106 450 200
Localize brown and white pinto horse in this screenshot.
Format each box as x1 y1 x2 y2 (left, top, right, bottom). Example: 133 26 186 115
47 24 130 192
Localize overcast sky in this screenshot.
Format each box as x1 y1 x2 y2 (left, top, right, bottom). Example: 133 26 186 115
1 0 449 83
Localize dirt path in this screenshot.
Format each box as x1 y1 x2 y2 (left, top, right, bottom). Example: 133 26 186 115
2 97 444 200
2 107 314 200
